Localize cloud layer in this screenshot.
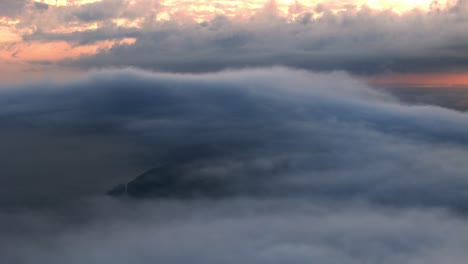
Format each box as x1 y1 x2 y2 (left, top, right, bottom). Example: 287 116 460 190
2 2 468 262
2 0 468 78
61 2 468 75
1 67 468 209
2 199 468 264
0 67 467 263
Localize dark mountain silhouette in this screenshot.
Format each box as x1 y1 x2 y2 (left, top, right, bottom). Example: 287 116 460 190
108 164 229 199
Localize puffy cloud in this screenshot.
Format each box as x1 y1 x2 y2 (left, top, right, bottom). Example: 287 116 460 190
47 2 468 75
1 1 467 76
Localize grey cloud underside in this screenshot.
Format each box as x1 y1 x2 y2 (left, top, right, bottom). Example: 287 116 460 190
0 0 29 17
21 0 468 74
0 0 49 17
68 0 128 22
23 26 141 45
382 86 468 111
67 0 159 22
1 68 468 212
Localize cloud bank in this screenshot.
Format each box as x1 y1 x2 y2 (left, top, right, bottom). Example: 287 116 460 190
1 67 468 207
1 199 468 264
60 3 468 75
0 67 467 263
2 0 468 78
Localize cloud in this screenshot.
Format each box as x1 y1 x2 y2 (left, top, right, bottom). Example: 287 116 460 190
0 0 50 18
386 86 468 111
3 2 468 262
1 67 468 263
13 0 467 75
2 1 467 76
1 198 468 264
68 0 128 22
0 0 29 17
1 67 468 211
23 26 141 45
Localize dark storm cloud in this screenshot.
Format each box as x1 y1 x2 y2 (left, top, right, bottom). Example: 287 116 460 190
1 67 468 211
21 0 466 74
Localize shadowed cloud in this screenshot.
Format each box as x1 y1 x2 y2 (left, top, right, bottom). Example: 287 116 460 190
1 67 467 210
1 67 468 263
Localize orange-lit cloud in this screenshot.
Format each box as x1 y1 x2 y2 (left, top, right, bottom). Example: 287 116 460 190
1 0 467 84
28 0 453 22
9 39 134 61
35 0 101 6
154 0 451 21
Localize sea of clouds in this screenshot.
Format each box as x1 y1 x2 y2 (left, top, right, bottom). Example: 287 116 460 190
0 67 467 263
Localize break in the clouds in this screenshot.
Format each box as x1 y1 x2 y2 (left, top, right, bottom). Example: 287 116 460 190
1 68 468 263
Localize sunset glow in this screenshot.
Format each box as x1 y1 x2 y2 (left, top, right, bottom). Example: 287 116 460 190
25 0 455 25
32 0 450 14
370 73 468 87
0 0 467 84
35 0 101 6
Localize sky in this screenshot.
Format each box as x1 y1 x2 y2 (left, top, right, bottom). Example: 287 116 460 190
1 0 468 85
1 1 468 264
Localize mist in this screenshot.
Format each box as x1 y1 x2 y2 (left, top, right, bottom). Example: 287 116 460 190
0 67 467 263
